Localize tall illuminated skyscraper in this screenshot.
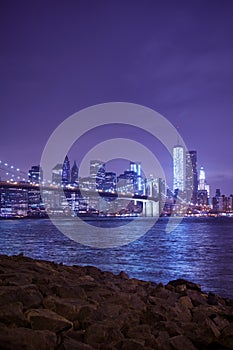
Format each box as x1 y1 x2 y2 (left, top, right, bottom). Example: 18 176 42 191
197 166 210 206
62 155 70 184
186 150 198 204
198 166 206 190
173 145 185 192
130 161 142 193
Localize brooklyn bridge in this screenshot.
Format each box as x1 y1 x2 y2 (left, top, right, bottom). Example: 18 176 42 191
0 160 163 219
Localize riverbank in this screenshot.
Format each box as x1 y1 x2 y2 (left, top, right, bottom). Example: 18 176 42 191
0 254 233 349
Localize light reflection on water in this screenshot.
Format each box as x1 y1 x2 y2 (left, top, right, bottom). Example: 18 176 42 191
0 217 233 297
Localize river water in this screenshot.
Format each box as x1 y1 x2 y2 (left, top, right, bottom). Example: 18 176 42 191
0 217 233 298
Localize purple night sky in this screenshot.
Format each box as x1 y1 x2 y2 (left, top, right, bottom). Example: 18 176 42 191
0 0 233 195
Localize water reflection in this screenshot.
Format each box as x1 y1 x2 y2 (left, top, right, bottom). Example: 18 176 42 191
0 217 233 297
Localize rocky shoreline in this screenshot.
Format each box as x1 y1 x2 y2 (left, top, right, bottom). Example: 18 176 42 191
0 254 233 349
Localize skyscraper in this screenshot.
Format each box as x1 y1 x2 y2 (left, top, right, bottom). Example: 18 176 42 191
173 145 185 192
52 163 63 184
62 156 70 185
198 166 206 190
71 161 79 184
197 166 210 206
186 150 198 204
90 160 105 190
28 165 43 184
130 162 143 193
104 172 116 192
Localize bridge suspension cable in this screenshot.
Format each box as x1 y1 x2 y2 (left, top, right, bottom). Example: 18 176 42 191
0 160 28 182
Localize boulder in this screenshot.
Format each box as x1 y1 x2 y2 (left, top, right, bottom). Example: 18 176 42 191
43 295 88 321
0 301 27 327
169 335 197 350
0 284 43 309
25 308 73 332
58 337 96 350
0 327 57 350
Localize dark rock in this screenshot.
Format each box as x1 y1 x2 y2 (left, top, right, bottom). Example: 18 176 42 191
168 301 192 322
178 295 193 308
118 271 129 279
182 318 220 348
43 295 89 321
25 308 73 332
53 284 87 299
115 339 145 350
208 292 226 306
186 289 208 306
217 324 233 349
155 330 172 350
159 321 182 337
85 322 123 347
0 284 43 309
169 335 197 349
0 327 57 350
61 329 86 343
212 314 229 331
58 337 96 350
0 301 27 327
167 279 202 292
126 324 156 348
78 305 100 328
0 255 232 350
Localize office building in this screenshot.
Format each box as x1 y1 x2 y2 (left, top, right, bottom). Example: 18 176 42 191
71 161 79 185
173 145 185 192
186 151 198 204
28 165 43 184
52 164 63 184
62 156 70 185
90 160 105 190
197 166 210 206
117 170 135 193
104 172 116 192
0 187 28 217
130 162 143 193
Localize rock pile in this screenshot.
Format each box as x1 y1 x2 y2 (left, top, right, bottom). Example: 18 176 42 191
0 254 233 349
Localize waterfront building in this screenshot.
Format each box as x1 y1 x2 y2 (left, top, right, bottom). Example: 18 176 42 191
52 164 63 184
62 156 70 185
90 160 105 190
0 187 28 217
28 165 43 184
228 195 233 211
71 161 79 185
173 145 185 193
28 188 41 209
212 191 233 213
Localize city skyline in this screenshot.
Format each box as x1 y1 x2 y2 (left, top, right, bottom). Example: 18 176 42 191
1 1 233 194
0 146 232 198
1 150 233 219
